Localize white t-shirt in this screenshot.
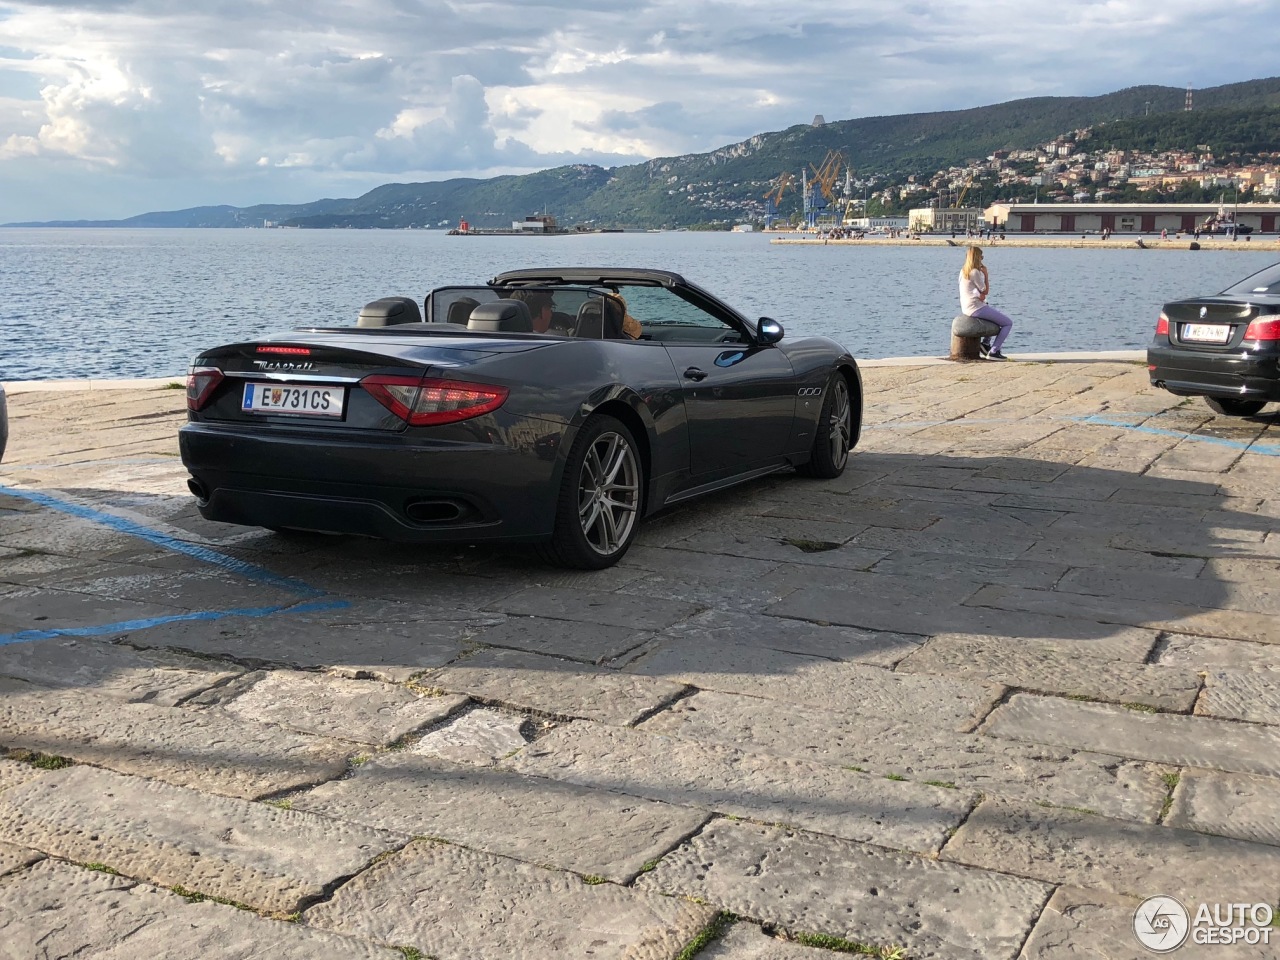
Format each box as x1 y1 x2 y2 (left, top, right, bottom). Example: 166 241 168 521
959 268 987 315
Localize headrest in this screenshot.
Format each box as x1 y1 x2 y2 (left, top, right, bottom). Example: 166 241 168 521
468 299 533 333
446 297 480 325
357 296 423 327
575 298 624 339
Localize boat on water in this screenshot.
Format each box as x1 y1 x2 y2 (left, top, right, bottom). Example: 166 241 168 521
1199 202 1253 236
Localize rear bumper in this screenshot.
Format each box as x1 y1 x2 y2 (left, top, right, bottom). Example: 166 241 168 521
179 423 564 542
1147 344 1280 400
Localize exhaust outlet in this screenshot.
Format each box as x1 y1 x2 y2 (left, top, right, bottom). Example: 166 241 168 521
404 499 464 523
186 478 209 502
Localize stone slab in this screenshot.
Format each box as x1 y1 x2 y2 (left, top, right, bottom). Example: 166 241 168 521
0 586 188 634
0 840 43 879
295 751 707 883
486 586 701 631
1155 634 1280 671
646 608 921 668
983 693 1280 778
1018 886 1148 960
0 859 397 958
1061 565 1280 615
413 708 530 765
508 721 972 855
897 633 1198 710
870 549 1070 590
1196 667 1280 725
627 637 1001 731
0 636 240 706
766 585 1163 644
639 690 1167 823
636 819 1051 960
192 669 467 746
968 583 1280 644
418 647 687 725
942 796 1280 904
304 839 717 960
1166 768 1280 847
700 922 844 958
0 765 407 913
112 609 476 681
0 759 46 795
467 615 652 663
0 677 352 799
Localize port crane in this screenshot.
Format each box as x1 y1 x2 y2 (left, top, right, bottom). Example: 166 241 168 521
803 150 845 229
762 172 795 228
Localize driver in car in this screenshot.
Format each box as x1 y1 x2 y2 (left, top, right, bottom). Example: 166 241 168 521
509 289 575 334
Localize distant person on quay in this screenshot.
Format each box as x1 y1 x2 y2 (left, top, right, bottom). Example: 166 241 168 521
959 247 1014 360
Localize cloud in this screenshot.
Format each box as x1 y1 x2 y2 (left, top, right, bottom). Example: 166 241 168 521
0 0 1277 220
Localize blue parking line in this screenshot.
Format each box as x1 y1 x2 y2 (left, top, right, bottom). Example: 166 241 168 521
0 483 326 598
0 598 350 648
1068 415 1280 457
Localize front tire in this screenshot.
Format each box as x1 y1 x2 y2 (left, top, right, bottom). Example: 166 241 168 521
797 371 853 479
1205 397 1266 417
539 415 643 569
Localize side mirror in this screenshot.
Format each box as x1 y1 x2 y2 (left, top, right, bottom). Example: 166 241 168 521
756 317 785 344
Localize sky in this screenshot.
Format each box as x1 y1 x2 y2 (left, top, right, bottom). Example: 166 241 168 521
1 0 1277 223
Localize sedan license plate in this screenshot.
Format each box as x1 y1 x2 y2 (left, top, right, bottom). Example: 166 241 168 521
1182 323 1231 344
242 383 345 417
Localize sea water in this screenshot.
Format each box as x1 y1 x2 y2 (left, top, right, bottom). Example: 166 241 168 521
1 227 1276 381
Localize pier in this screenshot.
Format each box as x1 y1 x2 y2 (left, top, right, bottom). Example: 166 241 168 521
1 359 1278 958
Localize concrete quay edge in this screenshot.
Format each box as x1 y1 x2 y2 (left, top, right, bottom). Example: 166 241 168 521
1 351 1149 391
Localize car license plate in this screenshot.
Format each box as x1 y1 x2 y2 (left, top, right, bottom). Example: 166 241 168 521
1182 323 1231 344
242 383 345 417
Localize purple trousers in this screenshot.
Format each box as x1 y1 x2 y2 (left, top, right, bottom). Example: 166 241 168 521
970 304 1013 351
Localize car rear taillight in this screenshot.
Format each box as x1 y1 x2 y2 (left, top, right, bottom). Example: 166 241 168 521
1243 317 1280 341
361 374 509 426
1155 312 1169 335
186 367 224 410
257 345 312 356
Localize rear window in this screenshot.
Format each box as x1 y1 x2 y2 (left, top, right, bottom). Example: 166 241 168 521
1222 262 1280 296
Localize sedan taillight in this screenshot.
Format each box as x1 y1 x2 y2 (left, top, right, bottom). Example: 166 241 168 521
1243 317 1280 341
361 374 509 426
187 367 224 410
1155 312 1169 336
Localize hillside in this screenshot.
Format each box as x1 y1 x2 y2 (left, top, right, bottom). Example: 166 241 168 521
11 77 1280 230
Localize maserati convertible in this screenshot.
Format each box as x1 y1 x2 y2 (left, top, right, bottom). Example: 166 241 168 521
179 267 862 568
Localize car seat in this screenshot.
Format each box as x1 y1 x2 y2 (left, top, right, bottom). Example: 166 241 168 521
446 297 480 325
467 299 533 333
574 298 625 339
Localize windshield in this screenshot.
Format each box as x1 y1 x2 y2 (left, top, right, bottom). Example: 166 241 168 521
1222 262 1280 296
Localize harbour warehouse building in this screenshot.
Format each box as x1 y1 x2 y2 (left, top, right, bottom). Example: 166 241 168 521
980 202 1280 234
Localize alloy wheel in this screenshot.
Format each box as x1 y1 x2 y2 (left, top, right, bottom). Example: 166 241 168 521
827 377 851 469
576 431 640 556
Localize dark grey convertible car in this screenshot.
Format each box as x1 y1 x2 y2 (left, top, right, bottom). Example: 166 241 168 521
179 268 862 568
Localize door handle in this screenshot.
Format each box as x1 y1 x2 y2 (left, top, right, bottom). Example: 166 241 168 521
683 367 708 381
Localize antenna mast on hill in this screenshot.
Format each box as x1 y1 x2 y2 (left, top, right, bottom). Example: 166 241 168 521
1185 84 1193 112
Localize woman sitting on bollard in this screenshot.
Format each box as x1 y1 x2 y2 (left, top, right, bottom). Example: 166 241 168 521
958 247 1014 360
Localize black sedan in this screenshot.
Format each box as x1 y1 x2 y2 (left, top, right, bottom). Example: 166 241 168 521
1148 260 1280 416
179 267 862 568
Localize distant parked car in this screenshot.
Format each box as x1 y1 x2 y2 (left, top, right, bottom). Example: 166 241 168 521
1148 260 1280 416
0 382 7 462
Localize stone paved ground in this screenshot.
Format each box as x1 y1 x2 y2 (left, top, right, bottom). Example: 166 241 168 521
0 360 1277 959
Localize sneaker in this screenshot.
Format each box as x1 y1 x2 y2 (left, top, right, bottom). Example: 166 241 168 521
987 350 1008 361
978 341 991 358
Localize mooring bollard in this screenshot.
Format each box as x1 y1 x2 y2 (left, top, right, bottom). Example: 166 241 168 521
950 314 1001 361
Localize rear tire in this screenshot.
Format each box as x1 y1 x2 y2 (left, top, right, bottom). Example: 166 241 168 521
797 370 852 479
538 415 643 569
1205 397 1266 417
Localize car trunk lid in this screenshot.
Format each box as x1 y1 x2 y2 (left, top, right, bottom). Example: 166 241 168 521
1163 298 1260 350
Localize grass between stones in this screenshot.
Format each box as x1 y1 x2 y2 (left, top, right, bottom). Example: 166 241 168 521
675 912 734 960
6 748 74 770
1159 772 1180 821
792 930 907 958
79 862 120 875
170 885 255 912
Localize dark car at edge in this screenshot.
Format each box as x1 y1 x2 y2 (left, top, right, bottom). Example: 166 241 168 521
179 267 863 568
1148 260 1280 416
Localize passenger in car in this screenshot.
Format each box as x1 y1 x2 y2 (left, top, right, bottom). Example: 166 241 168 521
575 294 642 340
508 289 574 334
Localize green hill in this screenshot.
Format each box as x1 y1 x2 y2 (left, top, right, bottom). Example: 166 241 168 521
11 77 1280 229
